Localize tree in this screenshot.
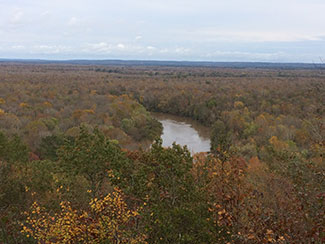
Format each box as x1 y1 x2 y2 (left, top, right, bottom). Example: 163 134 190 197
210 120 232 160
57 126 130 197
37 134 66 161
125 140 218 243
22 188 146 244
0 131 29 164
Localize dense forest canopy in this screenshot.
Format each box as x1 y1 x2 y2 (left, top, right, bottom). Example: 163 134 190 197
0 63 324 243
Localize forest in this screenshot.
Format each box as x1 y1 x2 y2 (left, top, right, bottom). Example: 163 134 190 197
0 63 324 243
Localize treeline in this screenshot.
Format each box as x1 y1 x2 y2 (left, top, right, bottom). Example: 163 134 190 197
0 64 162 152
109 66 323 161
0 64 324 243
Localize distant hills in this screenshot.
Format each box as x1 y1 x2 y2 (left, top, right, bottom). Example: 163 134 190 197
0 58 324 69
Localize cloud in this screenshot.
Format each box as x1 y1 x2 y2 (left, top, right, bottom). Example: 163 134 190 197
10 9 23 25
85 42 112 53
182 29 324 43
117 43 125 49
159 48 168 54
175 47 190 54
11 45 25 50
135 35 142 41
68 17 80 26
81 42 193 58
31 45 71 54
84 42 130 53
40 11 50 17
0 0 324 62
203 50 286 60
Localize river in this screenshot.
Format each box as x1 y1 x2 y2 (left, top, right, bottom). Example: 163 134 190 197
153 113 211 154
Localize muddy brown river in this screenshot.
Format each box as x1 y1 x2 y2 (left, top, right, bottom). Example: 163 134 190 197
153 113 211 154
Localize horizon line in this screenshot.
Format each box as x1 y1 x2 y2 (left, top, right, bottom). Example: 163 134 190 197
1 57 325 65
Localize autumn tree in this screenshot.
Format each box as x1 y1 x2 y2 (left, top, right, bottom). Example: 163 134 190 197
21 188 147 243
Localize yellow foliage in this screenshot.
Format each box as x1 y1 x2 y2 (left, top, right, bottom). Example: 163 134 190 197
43 101 52 107
83 109 95 114
19 102 29 108
255 114 268 126
21 188 147 244
0 108 5 116
234 101 244 109
269 136 289 151
0 97 5 104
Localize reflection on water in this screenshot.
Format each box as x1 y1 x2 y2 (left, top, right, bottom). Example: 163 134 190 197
154 113 211 154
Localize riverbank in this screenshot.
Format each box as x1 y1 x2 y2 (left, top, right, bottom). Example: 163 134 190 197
151 112 211 154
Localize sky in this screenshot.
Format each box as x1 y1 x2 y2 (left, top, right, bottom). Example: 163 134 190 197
0 0 325 62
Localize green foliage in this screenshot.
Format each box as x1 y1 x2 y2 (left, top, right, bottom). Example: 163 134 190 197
123 140 222 243
25 160 58 198
210 120 232 159
0 131 29 164
57 126 130 196
0 161 26 210
7 135 29 163
37 134 66 161
41 117 59 131
243 122 258 138
0 131 8 159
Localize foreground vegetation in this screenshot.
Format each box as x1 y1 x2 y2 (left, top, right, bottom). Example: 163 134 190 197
0 63 324 243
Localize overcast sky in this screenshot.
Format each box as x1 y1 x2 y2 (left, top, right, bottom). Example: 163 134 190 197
0 0 324 62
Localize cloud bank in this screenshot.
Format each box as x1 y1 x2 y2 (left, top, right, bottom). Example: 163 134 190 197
0 0 324 62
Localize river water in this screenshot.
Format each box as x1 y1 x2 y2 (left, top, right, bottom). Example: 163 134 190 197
153 113 211 154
